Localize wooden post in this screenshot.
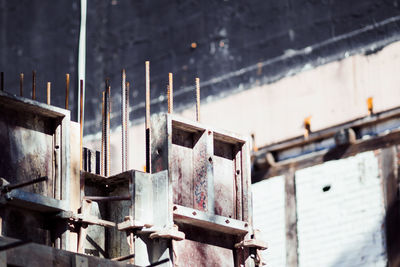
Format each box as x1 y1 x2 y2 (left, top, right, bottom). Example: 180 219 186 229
285 168 298 267
380 147 400 266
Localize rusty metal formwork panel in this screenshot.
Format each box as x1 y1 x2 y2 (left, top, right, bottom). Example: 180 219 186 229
0 91 70 249
151 113 256 266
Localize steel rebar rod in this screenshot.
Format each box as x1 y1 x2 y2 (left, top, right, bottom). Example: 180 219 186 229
168 73 173 113
19 73 24 97
125 81 130 171
195 77 200 122
3 176 48 192
65 74 70 109
121 69 127 172
32 71 36 100
145 61 151 173
46 82 51 105
101 91 105 176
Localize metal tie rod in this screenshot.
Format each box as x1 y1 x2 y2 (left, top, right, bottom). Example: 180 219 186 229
1 176 48 192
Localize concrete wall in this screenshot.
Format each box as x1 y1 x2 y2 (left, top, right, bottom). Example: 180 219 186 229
85 41 400 175
252 151 389 266
296 151 386 267
253 176 286 266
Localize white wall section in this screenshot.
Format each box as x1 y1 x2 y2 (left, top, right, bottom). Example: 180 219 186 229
252 176 286 266
296 151 386 267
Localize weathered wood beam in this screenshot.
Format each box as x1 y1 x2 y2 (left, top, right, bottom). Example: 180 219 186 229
0 236 137 267
254 130 400 181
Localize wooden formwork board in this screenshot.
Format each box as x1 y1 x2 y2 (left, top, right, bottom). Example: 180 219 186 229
0 91 71 249
151 113 252 225
81 170 171 264
151 114 255 266
0 236 137 267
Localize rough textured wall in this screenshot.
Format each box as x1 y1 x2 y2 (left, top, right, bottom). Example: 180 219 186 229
1 1 400 136
252 176 286 266
295 151 386 267
0 0 81 118
85 0 400 135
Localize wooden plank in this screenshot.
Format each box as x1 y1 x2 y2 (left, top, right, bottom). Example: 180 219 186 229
173 205 248 235
193 131 208 211
0 236 137 267
0 251 5 267
0 91 69 119
107 183 131 259
241 140 252 223
206 130 215 216
171 128 194 207
255 105 400 154
213 139 235 218
173 239 234 267
255 130 400 180
0 206 51 245
285 169 298 267
4 189 67 213
151 113 170 173
0 106 54 197
69 121 80 252
235 147 243 221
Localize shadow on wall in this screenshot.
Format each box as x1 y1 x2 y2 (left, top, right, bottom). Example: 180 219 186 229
386 200 400 267
328 200 399 267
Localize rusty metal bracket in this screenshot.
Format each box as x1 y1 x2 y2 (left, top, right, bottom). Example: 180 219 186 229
117 216 153 232
149 225 185 241
235 230 267 266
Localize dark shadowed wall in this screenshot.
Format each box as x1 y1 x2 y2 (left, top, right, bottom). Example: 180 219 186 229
1 0 400 135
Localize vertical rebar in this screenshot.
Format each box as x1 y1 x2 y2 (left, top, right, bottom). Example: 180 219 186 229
168 73 173 113
80 80 84 170
101 91 105 176
32 71 36 100
47 82 51 105
145 61 150 128
65 74 70 109
195 77 200 122
121 69 127 172
19 73 24 97
106 84 111 176
125 81 130 171
145 61 151 173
